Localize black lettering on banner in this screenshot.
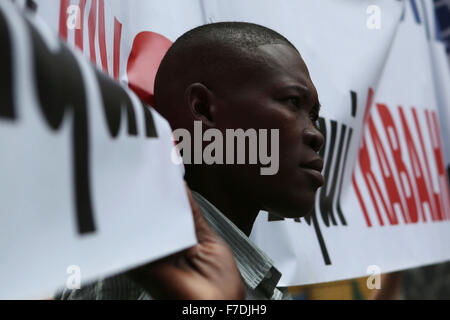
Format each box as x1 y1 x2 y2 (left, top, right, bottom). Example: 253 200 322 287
268 91 357 266
337 127 353 222
9 0 37 12
319 121 348 227
141 102 158 138
0 9 14 120
1 4 159 235
351 91 357 117
29 21 96 235
25 0 38 13
30 22 159 233
95 69 157 139
96 70 138 138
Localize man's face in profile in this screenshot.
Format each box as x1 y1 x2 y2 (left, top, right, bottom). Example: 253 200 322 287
213 43 325 218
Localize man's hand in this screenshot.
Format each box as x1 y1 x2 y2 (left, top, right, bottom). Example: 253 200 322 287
127 185 245 300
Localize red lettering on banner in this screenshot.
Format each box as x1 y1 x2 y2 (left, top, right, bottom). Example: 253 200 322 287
88 0 97 64
58 0 121 79
113 18 122 80
353 89 375 227
98 0 108 73
354 89 390 227
354 89 450 228
368 108 403 225
377 104 418 224
362 88 375 125
75 0 86 51
126 32 172 106
357 135 390 227
427 111 450 220
411 108 442 221
58 0 70 40
352 174 372 227
399 106 434 222
57 1 172 105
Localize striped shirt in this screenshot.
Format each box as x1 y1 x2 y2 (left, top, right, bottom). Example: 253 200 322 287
57 192 290 300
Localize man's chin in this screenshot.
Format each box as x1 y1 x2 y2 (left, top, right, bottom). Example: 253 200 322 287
261 187 318 218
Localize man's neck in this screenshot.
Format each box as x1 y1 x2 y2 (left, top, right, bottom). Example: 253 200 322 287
187 169 259 237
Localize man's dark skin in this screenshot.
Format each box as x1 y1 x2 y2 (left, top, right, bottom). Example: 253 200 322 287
129 28 324 299
158 43 324 236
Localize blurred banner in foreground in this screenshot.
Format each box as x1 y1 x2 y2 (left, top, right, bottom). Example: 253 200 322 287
12 0 450 287
0 1 196 299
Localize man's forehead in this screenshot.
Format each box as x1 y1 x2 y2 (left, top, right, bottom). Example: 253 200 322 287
255 43 312 88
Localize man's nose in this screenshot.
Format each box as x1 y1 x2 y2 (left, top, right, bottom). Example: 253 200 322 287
303 126 325 153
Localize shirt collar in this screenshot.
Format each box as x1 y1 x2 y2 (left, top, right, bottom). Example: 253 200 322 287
191 191 282 295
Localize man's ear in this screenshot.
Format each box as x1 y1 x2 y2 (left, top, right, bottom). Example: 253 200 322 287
184 83 217 127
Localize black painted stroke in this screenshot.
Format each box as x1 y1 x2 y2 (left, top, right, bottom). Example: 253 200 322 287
336 128 352 225
141 103 157 138
448 166 450 186
268 92 357 266
319 120 338 226
95 69 157 139
304 207 332 265
2 7 158 235
351 91 357 117
26 0 37 12
0 9 14 120
319 121 349 227
28 20 96 234
96 69 138 138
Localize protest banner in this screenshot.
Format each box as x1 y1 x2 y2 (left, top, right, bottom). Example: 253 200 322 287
13 0 450 287
0 0 196 299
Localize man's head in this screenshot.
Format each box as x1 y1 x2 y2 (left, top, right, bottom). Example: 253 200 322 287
154 22 324 218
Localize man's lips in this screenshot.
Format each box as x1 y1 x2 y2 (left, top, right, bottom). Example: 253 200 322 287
301 158 324 172
300 158 325 186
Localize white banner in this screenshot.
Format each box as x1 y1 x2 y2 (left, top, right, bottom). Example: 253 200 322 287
18 0 450 287
0 1 196 299
246 0 450 285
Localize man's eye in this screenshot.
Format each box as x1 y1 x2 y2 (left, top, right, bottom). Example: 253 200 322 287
287 97 300 107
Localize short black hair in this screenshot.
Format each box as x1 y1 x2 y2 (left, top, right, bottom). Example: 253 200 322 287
154 22 298 118
167 21 297 56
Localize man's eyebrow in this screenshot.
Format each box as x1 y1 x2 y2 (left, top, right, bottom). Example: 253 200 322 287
279 85 320 109
281 84 310 96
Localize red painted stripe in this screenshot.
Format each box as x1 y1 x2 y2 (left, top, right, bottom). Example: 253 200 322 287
88 0 97 63
426 111 445 221
126 31 173 106
75 0 87 51
98 0 108 74
59 0 70 40
430 111 450 220
353 173 372 227
113 17 122 80
412 108 438 221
